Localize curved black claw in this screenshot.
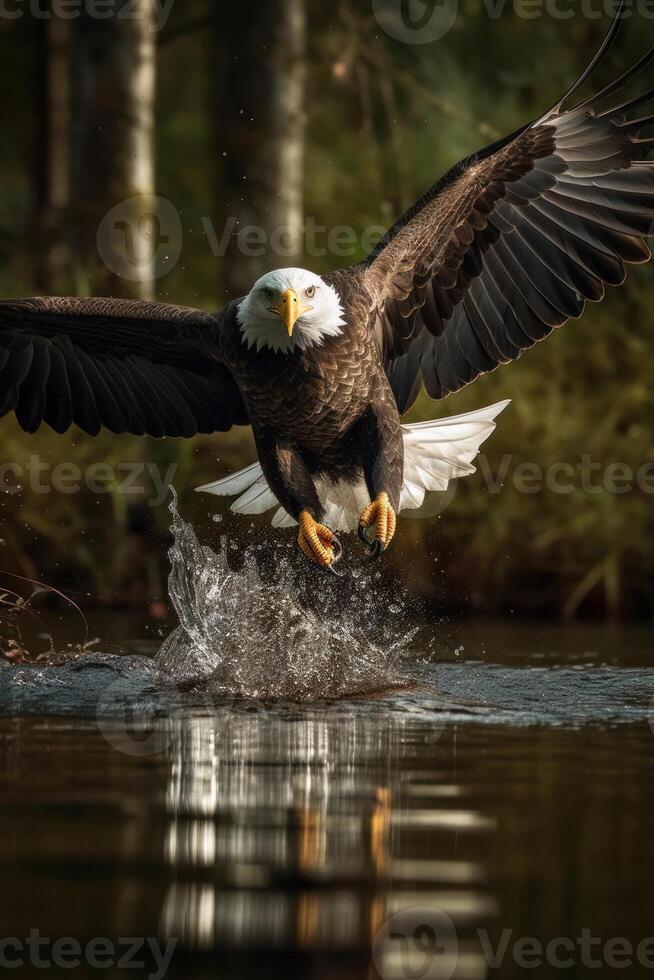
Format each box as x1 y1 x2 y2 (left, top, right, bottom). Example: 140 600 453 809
359 523 384 559
358 523 374 550
370 539 385 560
325 535 344 576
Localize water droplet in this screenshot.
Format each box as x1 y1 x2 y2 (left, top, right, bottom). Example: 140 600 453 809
156 496 416 700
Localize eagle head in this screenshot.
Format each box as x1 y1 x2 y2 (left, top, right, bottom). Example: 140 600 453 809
237 268 346 354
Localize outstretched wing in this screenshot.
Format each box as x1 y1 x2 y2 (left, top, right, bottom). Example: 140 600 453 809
361 1 654 412
0 297 248 437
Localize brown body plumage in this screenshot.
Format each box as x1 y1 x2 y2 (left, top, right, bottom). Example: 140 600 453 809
218 270 404 521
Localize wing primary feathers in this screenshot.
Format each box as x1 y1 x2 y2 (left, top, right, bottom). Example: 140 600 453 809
620 113 654 133
572 46 654 113
546 187 654 236
362 5 654 410
0 298 247 437
0 343 34 416
124 359 174 438
45 342 73 434
62 342 102 437
15 339 51 434
554 0 629 112
599 84 654 120
73 348 129 434
146 362 198 439
100 356 148 436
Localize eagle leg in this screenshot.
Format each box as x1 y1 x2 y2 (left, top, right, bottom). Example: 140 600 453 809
358 492 397 559
298 511 340 568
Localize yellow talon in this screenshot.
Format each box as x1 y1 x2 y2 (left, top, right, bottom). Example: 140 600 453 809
358 492 396 558
298 511 338 567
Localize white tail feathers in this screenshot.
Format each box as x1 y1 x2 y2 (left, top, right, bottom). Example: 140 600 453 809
196 400 510 532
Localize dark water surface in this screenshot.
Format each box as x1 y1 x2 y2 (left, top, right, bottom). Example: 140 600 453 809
0 620 653 979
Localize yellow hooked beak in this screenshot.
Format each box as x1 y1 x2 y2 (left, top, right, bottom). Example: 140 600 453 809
271 288 310 336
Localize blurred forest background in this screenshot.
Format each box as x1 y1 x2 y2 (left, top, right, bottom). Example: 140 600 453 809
0 0 653 622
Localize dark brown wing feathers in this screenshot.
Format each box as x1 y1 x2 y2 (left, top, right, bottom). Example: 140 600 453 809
362 0 654 412
0 297 248 438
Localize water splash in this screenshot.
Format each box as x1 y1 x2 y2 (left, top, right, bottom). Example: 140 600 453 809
155 492 416 700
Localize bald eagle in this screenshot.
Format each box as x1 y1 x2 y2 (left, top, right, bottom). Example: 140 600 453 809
1 3 653 568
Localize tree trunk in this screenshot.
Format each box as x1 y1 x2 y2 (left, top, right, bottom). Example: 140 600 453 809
71 0 157 299
34 16 72 293
214 0 306 300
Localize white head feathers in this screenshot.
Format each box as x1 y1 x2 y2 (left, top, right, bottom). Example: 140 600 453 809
237 268 346 354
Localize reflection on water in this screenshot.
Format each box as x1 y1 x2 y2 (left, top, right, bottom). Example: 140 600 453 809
1 623 653 979
158 710 494 973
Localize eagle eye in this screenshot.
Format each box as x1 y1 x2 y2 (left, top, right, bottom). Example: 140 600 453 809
264 288 276 302
305 285 316 299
